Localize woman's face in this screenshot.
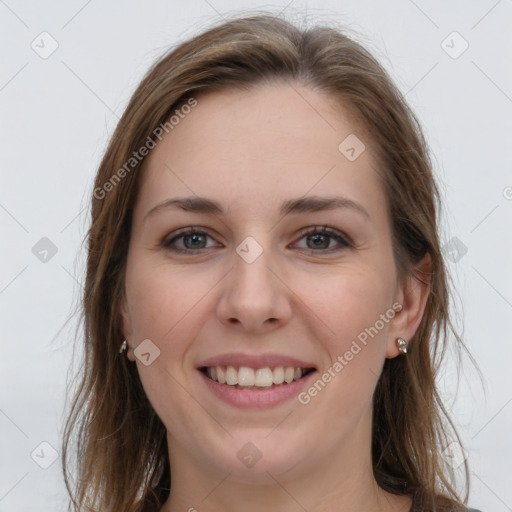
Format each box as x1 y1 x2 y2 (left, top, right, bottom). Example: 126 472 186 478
120 82 422 484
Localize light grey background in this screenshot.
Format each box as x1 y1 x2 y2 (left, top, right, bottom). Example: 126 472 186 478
1 1 511 511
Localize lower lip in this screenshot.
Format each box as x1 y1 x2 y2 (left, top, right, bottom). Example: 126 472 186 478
199 370 317 408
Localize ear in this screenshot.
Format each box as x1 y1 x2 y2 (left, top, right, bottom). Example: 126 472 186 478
119 294 136 362
386 252 432 358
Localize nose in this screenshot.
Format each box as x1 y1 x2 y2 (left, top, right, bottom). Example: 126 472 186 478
216 240 292 333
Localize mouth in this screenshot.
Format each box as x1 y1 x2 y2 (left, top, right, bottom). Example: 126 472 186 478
199 365 316 390
197 353 318 407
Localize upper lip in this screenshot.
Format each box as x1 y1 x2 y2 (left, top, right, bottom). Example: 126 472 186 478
198 353 316 369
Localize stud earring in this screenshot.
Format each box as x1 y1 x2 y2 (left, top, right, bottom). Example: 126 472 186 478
396 337 408 354
119 340 127 354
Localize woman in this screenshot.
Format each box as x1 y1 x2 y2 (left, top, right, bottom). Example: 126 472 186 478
62 13 483 512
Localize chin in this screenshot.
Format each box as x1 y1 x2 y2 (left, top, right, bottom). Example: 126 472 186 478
210 435 310 482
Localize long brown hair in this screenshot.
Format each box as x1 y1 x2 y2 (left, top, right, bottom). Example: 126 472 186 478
62 13 475 511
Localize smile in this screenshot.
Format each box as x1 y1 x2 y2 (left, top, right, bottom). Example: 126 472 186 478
201 365 316 389
198 364 318 408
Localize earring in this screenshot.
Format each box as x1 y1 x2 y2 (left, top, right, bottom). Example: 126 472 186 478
396 337 408 354
119 340 127 354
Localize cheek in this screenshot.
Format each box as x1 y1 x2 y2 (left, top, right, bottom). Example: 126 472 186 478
299 266 395 412
124 257 213 342
298 264 395 345
123 259 211 428
315 270 394 402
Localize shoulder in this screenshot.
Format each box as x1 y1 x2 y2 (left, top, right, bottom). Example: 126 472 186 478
466 509 484 512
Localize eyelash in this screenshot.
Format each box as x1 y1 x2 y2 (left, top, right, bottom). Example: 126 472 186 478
162 226 352 255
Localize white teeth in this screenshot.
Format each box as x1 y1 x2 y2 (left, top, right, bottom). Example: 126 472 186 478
226 366 238 385
273 366 285 384
255 367 273 387
217 366 226 384
204 365 311 387
238 366 255 386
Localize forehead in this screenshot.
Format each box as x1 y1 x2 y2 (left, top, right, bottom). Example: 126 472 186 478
136 82 385 219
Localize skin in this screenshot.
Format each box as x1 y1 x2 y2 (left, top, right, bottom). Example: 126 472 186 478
120 82 430 512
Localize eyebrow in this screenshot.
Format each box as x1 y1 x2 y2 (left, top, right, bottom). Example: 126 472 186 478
143 195 370 223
